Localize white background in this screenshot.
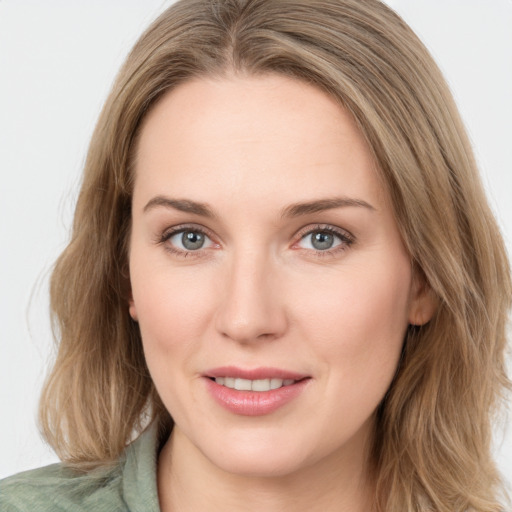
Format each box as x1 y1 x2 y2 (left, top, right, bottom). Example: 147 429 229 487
1 0 511 489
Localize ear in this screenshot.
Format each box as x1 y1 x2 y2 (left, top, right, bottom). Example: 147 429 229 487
128 297 138 322
122 265 138 322
408 269 437 326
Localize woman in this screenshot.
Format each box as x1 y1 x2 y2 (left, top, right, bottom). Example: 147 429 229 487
1 0 510 510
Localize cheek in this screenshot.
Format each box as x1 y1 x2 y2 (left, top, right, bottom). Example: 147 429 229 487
290 257 411 390
129 263 221 424
130 260 216 369
283 259 411 449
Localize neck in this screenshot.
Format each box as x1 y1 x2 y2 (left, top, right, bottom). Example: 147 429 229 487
157 426 375 512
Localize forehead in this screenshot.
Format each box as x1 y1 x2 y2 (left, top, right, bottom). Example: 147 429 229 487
133 74 387 211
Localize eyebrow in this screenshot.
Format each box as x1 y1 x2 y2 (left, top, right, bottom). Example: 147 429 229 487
143 196 215 218
142 195 375 218
281 197 375 218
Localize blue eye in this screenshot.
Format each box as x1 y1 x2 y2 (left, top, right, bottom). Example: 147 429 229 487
297 227 353 252
167 229 214 251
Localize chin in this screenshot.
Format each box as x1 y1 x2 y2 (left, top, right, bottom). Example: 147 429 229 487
209 448 312 479
193 426 343 479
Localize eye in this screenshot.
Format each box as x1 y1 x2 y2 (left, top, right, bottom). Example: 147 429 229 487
295 226 354 253
162 227 216 253
302 231 339 251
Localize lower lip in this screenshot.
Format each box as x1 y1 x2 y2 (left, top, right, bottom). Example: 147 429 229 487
204 378 310 416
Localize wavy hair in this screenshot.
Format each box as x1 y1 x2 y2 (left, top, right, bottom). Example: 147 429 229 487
40 1 511 510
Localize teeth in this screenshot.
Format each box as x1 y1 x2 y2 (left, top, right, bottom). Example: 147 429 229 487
214 377 297 391
235 378 252 391
253 379 273 391
270 378 283 390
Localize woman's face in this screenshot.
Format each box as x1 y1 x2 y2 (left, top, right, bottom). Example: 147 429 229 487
129 74 431 477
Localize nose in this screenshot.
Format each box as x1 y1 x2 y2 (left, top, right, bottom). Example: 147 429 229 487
214 251 288 344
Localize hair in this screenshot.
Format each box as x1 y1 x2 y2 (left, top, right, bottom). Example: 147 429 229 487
39 0 511 510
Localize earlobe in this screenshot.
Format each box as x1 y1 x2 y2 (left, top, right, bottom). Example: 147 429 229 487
128 299 138 322
122 263 138 321
408 272 437 326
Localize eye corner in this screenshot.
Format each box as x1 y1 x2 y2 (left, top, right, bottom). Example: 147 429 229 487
156 223 221 258
292 224 355 256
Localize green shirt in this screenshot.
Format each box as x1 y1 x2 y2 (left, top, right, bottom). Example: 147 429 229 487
0 426 161 511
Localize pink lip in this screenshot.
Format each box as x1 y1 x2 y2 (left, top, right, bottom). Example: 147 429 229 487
204 366 308 380
203 366 311 416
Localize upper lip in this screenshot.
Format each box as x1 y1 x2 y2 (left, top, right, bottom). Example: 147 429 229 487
204 366 309 381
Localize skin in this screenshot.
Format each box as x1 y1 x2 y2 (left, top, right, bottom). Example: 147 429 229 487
128 74 435 512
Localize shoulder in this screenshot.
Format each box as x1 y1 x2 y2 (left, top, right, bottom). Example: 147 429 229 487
0 424 162 512
0 461 124 512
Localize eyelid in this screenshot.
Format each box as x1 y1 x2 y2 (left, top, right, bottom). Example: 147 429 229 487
292 224 355 253
155 222 355 259
157 223 220 256
160 223 214 240
295 223 354 241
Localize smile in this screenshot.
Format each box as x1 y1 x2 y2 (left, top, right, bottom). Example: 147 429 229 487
213 377 297 392
204 368 311 416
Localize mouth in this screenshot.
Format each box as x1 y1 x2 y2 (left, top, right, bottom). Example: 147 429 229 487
210 377 300 392
203 367 311 416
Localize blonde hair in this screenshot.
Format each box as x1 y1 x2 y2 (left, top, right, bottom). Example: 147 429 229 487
40 1 511 510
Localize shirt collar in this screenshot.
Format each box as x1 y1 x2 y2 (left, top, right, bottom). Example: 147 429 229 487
121 422 162 511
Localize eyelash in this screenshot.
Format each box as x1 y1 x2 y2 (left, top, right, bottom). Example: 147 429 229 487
156 223 355 259
293 224 355 258
157 224 217 259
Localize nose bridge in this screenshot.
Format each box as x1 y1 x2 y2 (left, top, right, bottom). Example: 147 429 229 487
215 246 286 343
